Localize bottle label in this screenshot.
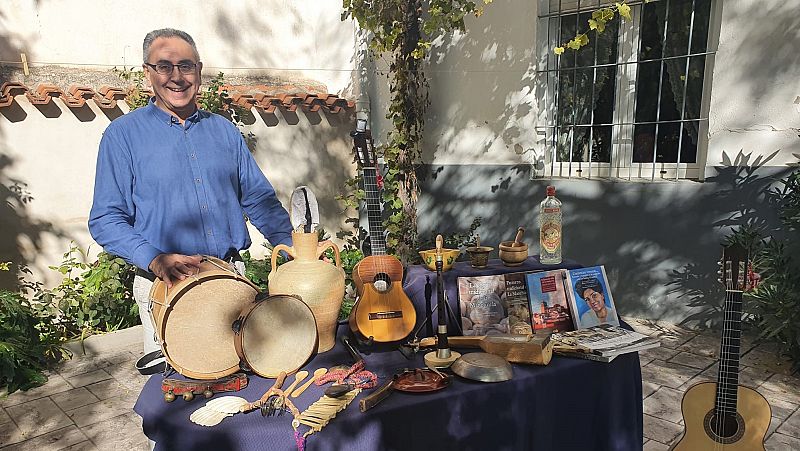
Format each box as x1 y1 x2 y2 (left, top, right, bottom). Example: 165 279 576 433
543 207 560 213
540 222 561 254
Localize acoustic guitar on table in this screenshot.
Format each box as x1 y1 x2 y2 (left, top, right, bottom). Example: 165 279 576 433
671 243 771 450
347 119 416 343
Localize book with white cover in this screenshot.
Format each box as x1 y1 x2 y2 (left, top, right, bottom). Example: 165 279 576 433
551 324 660 358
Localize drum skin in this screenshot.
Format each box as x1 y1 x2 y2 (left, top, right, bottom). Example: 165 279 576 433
234 294 318 378
149 257 258 380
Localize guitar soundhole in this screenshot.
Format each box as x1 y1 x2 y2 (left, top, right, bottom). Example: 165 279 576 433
704 411 745 444
373 273 392 293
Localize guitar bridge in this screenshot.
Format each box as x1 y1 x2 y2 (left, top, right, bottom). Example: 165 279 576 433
368 311 403 320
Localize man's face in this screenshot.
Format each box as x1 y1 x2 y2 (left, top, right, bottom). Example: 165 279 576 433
582 288 605 312
144 37 202 118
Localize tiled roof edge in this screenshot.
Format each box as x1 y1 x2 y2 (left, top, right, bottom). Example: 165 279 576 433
0 82 355 117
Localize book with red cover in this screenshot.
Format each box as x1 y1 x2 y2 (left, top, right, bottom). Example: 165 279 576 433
525 269 574 333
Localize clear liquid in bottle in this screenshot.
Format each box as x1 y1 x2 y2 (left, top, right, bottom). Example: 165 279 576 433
539 185 562 265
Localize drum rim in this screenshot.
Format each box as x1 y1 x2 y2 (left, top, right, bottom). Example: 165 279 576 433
151 270 258 380
235 294 319 378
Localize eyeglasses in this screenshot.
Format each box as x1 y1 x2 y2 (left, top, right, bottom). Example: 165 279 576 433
144 62 198 75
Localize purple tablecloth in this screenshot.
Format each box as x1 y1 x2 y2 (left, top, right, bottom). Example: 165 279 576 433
134 257 643 451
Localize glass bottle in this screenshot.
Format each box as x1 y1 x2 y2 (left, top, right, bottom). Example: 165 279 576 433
539 185 562 265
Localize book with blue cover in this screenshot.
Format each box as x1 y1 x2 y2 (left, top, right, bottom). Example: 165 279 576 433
564 265 620 329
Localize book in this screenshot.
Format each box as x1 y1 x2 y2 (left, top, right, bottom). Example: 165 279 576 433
551 324 660 358
564 265 620 329
553 348 617 363
457 272 533 336
525 269 574 333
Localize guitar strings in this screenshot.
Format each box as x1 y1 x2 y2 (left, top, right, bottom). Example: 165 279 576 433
715 256 743 449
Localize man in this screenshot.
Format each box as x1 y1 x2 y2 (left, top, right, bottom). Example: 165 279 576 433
89 28 292 354
575 277 618 327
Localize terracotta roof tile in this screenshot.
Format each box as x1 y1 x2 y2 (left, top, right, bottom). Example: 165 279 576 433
0 82 354 120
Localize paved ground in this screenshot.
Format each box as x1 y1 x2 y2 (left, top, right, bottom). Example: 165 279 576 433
1 318 799 450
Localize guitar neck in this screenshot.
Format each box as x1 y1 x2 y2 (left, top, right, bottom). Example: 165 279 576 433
714 288 743 416
362 167 387 256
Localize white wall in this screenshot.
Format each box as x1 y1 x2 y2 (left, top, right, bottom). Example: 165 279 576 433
365 0 799 168
0 0 359 287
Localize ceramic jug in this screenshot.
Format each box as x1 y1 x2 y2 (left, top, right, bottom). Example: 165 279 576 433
268 231 345 352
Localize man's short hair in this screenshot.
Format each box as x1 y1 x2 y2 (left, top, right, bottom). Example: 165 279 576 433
143 28 199 63
575 277 603 298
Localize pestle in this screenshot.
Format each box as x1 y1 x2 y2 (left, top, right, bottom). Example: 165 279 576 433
475 234 481 248
512 227 525 247
436 234 444 259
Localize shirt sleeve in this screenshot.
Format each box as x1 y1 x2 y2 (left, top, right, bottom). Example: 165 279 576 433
236 135 293 247
88 127 163 270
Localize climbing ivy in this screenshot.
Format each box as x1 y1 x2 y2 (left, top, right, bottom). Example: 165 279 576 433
341 0 491 262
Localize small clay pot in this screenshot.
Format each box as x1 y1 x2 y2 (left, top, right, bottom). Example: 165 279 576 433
498 241 528 266
465 246 494 268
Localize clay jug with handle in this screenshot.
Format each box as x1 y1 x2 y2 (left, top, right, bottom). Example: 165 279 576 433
268 231 346 352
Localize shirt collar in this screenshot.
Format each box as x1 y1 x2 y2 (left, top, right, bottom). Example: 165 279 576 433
146 97 202 127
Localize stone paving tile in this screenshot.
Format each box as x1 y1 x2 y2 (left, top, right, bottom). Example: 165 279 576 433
643 386 684 424
0 425 88 451
642 380 660 399
66 392 138 428
766 432 800 450
103 363 148 392
639 345 680 364
0 422 25 448
741 348 796 376
5 397 74 440
667 351 716 370
80 412 149 451
761 374 800 405
677 333 720 358
0 407 10 425
641 360 702 389
64 369 113 389
642 439 669 451
84 379 130 401
777 406 800 438
56 356 108 379
50 387 100 412
0 374 73 407
766 395 799 424
62 441 99 450
643 413 682 446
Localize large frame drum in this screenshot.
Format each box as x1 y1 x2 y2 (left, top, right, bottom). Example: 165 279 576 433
149 257 258 380
234 294 318 378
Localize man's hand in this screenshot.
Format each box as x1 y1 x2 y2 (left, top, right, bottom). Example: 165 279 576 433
149 254 203 288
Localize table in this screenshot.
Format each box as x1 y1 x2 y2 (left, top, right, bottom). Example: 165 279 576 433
134 257 643 451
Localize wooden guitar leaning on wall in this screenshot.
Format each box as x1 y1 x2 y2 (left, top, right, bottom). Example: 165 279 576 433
348 120 416 343
671 243 771 450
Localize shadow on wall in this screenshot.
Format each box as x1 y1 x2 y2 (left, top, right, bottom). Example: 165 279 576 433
417 148 791 326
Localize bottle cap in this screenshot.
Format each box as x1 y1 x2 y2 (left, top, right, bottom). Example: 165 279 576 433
546 185 556 196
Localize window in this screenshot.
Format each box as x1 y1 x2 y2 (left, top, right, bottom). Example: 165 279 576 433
535 0 715 180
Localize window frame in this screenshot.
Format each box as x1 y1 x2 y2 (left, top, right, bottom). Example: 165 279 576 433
533 0 719 181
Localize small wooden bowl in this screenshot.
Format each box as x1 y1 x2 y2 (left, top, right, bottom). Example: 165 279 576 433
465 246 494 268
419 249 460 272
498 241 528 266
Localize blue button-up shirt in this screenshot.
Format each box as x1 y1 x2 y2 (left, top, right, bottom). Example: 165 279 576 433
89 100 292 271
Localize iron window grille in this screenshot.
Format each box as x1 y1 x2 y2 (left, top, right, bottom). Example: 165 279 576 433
534 0 716 181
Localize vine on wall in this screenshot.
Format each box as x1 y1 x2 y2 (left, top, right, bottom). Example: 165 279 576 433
341 0 491 261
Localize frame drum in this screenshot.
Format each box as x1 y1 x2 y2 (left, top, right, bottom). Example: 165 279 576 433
234 294 318 378
149 256 258 380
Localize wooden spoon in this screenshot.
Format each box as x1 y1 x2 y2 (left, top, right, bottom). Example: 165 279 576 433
291 368 328 398
513 227 525 247
283 370 309 395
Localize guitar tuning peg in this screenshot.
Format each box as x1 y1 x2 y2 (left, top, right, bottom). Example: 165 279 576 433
717 278 723 284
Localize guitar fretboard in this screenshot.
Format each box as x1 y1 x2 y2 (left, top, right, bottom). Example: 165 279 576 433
362 167 386 256
714 262 744 417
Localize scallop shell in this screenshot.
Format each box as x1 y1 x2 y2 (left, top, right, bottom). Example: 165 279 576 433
190 405 231 427
205 396 249 414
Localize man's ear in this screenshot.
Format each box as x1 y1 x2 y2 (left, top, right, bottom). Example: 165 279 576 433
142 65 153 88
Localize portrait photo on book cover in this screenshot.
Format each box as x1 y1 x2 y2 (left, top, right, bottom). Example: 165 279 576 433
568 266 620 329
